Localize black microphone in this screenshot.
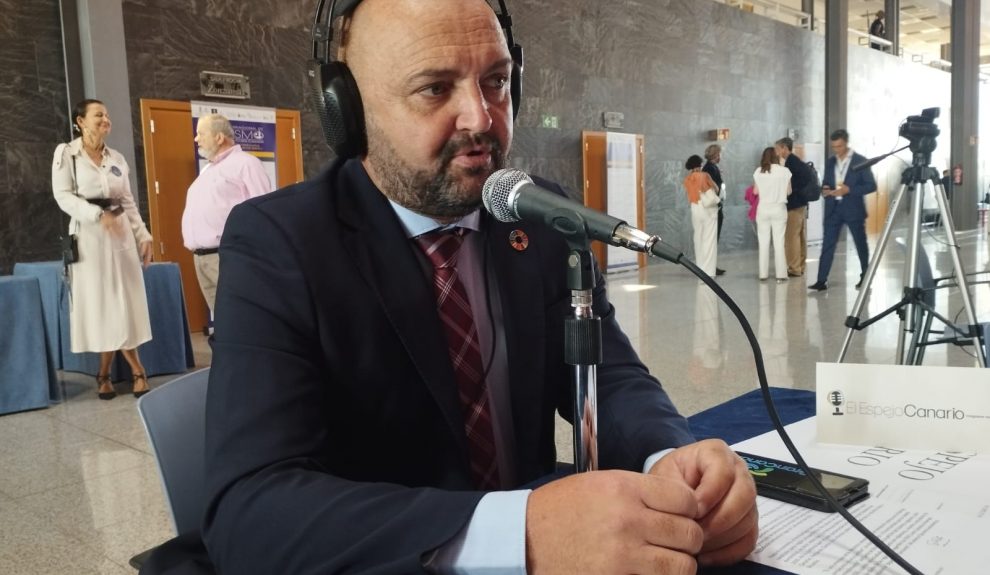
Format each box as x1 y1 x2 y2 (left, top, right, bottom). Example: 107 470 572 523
852 144 911 171
851 156 883 172
482 168 682 263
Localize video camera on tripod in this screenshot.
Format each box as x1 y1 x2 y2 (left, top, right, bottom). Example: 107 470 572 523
852 108 942 173
840 106 986 367
900 107 940 159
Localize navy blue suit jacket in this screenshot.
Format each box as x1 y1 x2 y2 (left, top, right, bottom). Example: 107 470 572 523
821 152 877 222
201 159 694 574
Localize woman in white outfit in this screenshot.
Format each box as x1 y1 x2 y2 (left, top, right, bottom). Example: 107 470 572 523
52 99 154 399
752 147 792 283
683 155 720 277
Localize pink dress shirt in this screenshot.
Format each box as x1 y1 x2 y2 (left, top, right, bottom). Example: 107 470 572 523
182 145 273 251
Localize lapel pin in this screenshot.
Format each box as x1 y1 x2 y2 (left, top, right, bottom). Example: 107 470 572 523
509 229 529 251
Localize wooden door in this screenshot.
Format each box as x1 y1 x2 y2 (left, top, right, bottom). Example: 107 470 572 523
275 109 304 188
581 131 646 270
139 99 305 333
141 100 204 332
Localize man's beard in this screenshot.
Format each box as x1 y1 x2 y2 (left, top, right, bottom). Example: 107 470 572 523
365 120 507 220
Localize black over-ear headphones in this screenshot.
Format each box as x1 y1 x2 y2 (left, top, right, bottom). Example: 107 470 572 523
311 0 524 159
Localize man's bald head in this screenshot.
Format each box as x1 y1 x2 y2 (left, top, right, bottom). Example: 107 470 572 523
335 0 514 221
342 0 503 79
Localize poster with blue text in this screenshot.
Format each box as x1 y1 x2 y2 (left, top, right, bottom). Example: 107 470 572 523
191 101 277 190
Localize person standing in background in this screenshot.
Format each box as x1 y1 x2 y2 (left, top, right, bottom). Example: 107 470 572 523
685 154 721 278
809 129 877 292
182 114 272 316
869 11 885 51
775 137 811 277
702 144 726 276
752 147 791 283
52 99 154 399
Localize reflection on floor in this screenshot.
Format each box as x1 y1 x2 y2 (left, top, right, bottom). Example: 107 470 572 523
1 229 987 573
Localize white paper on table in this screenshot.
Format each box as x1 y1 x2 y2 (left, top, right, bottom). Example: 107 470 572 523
751 496 989 574
735 418 988 497
733 417 990 574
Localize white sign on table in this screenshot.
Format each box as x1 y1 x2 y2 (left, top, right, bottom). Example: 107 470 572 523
816 362 990 452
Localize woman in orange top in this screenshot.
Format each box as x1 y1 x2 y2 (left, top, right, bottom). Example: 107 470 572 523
683 155 720 276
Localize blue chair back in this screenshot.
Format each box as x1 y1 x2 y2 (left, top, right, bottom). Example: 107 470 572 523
137 368 210 535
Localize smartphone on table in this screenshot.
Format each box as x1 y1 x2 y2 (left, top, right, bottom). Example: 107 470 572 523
736 451 869 513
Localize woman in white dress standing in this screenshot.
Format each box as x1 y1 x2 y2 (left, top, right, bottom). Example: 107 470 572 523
52 99 154 399
752 147 792 283
683 155 720 277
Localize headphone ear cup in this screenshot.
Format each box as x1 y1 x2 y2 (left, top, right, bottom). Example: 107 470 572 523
311 61 366 158
509 44 523 119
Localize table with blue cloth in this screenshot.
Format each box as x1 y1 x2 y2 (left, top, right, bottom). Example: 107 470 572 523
0 276 58 414
13 261 195 383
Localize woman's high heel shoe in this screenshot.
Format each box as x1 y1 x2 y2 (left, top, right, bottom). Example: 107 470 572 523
97 374 116 400
132 373 150 398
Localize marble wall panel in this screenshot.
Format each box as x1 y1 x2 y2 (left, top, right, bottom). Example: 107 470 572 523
507 0 825 257
0 0 845 274
0 0 68 272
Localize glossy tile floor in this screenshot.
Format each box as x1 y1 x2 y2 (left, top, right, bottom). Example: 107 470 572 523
2 226 988 573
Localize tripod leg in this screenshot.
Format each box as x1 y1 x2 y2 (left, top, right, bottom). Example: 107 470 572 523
838 183 910 362
897 179 927 364
931 180 986 366
917 312 934 364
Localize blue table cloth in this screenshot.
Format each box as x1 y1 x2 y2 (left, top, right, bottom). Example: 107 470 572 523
0 276 57 414
10 261 66 369
13 261 195 381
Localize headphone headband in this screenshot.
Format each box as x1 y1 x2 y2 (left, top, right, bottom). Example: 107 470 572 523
313 0 518 65
310 0 523 158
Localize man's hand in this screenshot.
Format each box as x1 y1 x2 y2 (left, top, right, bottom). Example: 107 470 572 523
833 184 850 197
526 470 703 575
649 439 759 567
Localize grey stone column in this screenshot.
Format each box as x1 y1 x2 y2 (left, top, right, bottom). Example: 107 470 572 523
950 0 979 230
58 0 85 140
76 0 140 208
884 0 898 55
825 0 848 143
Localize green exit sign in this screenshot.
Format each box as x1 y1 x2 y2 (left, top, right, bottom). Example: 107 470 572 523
540 114 559 129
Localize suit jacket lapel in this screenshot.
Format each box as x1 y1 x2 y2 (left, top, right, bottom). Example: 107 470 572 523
486 217 548 476
335 162 469 460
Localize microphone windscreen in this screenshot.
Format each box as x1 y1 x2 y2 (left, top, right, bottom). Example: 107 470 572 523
482 168 530 223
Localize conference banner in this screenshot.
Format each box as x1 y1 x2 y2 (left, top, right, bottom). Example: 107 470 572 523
191 101 277 190
605 131 640 273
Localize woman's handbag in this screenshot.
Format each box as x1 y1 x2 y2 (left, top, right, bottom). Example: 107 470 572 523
699 187 720 209
59 155 80 269
61 233 79 266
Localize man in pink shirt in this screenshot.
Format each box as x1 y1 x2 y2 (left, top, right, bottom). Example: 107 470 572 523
182 114 272 315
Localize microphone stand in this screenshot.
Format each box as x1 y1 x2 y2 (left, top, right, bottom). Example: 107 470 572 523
565 242 600 473
540 208 602 472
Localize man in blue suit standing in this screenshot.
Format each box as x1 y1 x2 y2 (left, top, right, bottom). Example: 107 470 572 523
809 129 877 291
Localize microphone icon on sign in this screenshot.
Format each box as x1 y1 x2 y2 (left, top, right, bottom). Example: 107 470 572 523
829 391 845 416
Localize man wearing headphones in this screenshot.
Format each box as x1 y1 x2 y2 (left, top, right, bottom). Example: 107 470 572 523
182 1 759 574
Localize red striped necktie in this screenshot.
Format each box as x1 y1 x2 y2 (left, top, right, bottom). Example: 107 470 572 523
414 228 500 490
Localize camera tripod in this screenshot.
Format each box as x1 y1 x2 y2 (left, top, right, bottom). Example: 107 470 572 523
837 153 986 367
